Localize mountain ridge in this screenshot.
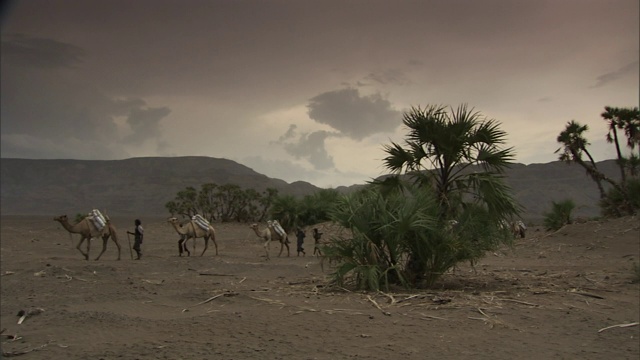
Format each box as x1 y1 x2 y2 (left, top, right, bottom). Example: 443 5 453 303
0 156 621 222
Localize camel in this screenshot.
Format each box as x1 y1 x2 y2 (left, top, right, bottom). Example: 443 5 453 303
511 220 526 239
250 222 290 260
53 215 122 260
500 219 526 239
167 217 218 256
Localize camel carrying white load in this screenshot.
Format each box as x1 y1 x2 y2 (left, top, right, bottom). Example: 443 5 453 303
88 209 107 232
191 214 210 231
268 220 287 238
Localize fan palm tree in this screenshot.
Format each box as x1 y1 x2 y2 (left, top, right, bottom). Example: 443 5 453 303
325 105 521 289
555 120 606 199
379 104 520 220
602 106 640 179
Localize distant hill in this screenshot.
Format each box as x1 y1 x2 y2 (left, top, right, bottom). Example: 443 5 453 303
0 157 318 216
0 156 622 222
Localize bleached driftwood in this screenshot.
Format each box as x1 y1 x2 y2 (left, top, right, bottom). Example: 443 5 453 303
598 322 639 333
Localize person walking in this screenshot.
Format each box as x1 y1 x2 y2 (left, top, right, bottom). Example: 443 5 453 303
296 227 306 257
312 228 323 256
127 219 144 260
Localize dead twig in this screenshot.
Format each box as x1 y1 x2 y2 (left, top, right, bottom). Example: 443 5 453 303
378 291 397 305
468 316 488 321
182 292 236 312
324 309 365 316
499 298 539 307
418 312 449 321
16 308 44 325
366 295 391 316
142 279 164 285
598 322 639 333
198 273 234 276
477 307 490 318
249 296 286 306
396 294 421 303
570 290 605 299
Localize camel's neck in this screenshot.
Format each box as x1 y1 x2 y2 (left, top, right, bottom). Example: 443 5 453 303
171 222 188 235
57 219 83 234
252 227 264 237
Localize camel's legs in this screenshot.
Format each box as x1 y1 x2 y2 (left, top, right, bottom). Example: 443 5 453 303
108 229 122 260
264 240 270 260
283 237 290 257
76 236 89 260
210 228 219 255
200 236 209 256
85 237 92 260
95 236 109 261
213 239 219 255
278 240 285 257
178 237 190 256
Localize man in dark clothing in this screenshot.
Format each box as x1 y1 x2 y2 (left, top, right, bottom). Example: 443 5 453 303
296 227 306 257
127 219 144 260
313 228 323 256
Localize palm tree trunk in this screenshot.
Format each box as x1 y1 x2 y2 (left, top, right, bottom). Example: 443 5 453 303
583 148 607 199
572 149 629 215
612 126 627 184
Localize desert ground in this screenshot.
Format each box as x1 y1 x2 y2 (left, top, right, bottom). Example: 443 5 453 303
1 215 638 359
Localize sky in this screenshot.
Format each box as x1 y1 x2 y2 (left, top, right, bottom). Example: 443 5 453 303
1 0 638 188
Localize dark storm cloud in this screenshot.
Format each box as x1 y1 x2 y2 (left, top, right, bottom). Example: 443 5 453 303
363 69 411 86
0 34 171 159
591 61 639 89
307 88 401 140
275 125 336 170
283 130 335 170
1 34 84 69
123 106 171 144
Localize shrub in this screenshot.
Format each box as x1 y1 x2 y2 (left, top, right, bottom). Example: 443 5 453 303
600 178 640 217
543 199 576 231
74 213 86 224
323 186 512 290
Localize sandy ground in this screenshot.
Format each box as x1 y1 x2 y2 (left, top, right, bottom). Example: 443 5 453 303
1 215 639 360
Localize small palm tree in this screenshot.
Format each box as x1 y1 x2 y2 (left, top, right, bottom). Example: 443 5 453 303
602 106 640 180
324 104 521 289
543 199 576 231
556 120 606 199
380 104 520 220
555 119 632 215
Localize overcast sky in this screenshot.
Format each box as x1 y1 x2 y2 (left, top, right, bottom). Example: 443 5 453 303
1 0 638 188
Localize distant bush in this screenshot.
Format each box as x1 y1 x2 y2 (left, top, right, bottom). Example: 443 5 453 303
74 213 86 224
599 178 640 217
543 199 576 231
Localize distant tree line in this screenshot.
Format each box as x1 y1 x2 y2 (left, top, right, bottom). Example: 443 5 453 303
165 183 277 223
165 183 340 231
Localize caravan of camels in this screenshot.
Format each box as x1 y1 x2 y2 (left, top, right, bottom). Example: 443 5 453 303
54 209 525 261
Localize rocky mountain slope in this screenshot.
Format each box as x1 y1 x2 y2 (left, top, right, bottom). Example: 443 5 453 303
0 156 621 222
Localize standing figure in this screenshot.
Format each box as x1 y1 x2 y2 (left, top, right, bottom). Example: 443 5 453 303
296 227 306 257
127 219 144 260
312 228 323 256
